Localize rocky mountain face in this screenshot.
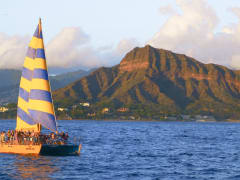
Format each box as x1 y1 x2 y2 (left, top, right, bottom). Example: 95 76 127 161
53 45 240 119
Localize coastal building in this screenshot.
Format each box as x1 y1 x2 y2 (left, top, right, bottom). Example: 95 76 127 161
87 112 96 117
129 116 135 120
181 115 191 120
164 116 177 121
57 107 68 112
0 107 8 112
102 108 109 113
195 115 216 121
117 107 129 112
72 105 77 109
80 102 90 107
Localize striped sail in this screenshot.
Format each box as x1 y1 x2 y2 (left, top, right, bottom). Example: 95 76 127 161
16 19 57 132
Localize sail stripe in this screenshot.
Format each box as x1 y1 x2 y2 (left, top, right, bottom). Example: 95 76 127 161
26 48 45 59
26 47 36 59
19 77 31 91
34 58 47 69
32 69 48 80
29 37 44 49
31 79 50 91
36 49 45 59
24 57 35 70
22 67 33 81
28 99 54 114
18 97 29 112
28 109 56 131
19 87 29 102
29 89 52 102
33 25 43 38
25 57 46 70
17 108 35 125
16 116 39 131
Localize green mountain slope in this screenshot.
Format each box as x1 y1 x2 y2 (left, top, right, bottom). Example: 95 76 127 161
49 69 92 90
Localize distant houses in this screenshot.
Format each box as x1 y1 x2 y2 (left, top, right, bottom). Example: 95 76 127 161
87 112 96 117
80 102 90 107
164 116 177 121
72 105 78 109
57 107 68 112
102 108 110 113
71 102 90 109
194 115 215 122
181 115 191 120
0 107 8 112
53 101 217 121
117 107 129 112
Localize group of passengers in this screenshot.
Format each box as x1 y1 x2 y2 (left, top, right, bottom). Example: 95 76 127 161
0 130 69 145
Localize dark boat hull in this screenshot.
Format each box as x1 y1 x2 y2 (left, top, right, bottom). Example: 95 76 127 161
40 144 81 156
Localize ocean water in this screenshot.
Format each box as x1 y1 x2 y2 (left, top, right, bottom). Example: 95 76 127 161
0 120 240 180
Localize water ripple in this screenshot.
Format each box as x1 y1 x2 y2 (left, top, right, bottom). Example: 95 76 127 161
1 120 240 179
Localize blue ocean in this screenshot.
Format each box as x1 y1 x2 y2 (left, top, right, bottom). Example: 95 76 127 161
0 120 240 180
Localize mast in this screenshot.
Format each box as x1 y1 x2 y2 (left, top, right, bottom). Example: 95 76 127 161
37 18 42 132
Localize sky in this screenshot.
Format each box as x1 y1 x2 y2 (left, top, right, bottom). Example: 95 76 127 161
1 0 240 73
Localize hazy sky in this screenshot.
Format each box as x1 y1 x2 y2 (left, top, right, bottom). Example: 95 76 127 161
1 0 240 72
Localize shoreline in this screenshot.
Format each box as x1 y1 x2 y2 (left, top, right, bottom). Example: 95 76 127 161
0 118 238 122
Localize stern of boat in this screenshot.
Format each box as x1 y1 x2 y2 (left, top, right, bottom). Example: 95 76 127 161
40 144 81 156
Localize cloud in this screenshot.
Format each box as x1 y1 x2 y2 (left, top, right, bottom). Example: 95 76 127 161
46 31 140 70
46 27 99 68
115 38 140 56
0 27 123 71
231 7 240 19
2 0 240 72
149 0 240 69
0 33 29 69
159 5 176 16
231 54 240 69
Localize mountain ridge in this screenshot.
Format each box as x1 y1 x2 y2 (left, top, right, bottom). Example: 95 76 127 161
53 45 240 119
0 68 92 103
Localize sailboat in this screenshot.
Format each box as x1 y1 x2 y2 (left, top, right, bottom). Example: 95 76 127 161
0 19 81 156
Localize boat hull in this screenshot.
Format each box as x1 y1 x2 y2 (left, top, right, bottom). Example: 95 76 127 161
0 143 81 156
40 144 81 156
0 143 42 155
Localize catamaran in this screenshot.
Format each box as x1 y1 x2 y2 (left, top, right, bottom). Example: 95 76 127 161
0 19 81 156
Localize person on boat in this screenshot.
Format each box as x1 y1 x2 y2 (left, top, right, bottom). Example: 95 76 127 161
0 132 5 143
62 132 69 141
10 130 14 143
17 131 23 145
7 130 11 142
41 134 48 144
51 132 55 139
0 132 2 143
14 130 18 145
23 131 27 145
3 132 6 143
33 132 39 145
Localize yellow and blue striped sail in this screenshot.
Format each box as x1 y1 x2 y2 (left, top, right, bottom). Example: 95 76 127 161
16 19 57 132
